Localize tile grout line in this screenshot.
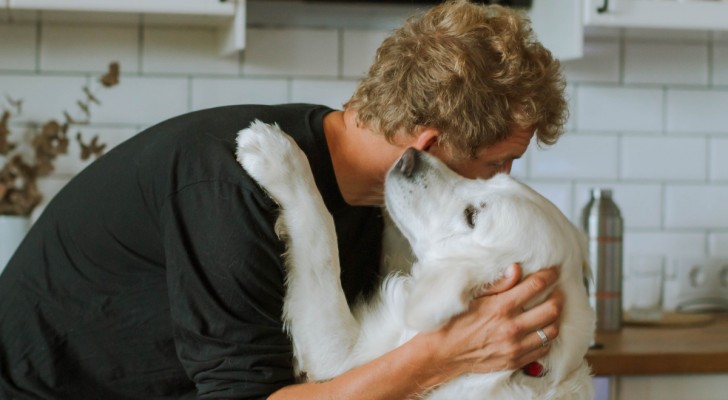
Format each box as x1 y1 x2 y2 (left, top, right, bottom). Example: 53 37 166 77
34 12 41 73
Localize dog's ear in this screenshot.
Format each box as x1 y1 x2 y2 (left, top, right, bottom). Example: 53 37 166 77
404 264 474 331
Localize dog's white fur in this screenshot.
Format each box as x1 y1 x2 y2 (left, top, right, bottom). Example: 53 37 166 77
236 121 595 399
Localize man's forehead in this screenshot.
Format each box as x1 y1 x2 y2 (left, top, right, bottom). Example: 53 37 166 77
477 127 534 159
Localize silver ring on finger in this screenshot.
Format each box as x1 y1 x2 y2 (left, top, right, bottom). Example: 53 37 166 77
536 328 549 347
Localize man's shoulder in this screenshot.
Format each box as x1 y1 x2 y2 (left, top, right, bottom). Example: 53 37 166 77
160 103 330 131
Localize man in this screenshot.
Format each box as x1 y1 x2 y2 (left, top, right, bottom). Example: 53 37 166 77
0 1 568 399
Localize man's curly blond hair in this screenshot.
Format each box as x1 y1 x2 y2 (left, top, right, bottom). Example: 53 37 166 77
345 0 568 160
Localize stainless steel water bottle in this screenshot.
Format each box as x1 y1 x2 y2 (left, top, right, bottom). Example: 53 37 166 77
581 188 623 332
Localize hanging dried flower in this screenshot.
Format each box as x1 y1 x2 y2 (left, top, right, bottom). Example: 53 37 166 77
100 62 120 88
0 62 121 216
77 132 106 161
0 111 16 155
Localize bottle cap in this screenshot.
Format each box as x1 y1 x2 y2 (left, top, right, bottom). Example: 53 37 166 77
590 188 612 199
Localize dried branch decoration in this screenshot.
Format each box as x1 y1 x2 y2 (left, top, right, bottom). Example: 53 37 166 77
0 111 16 155
0 62 121 216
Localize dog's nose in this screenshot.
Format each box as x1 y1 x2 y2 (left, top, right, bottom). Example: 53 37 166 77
396 148 418 178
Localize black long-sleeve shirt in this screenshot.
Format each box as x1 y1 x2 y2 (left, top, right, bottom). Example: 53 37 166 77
0 104 383 399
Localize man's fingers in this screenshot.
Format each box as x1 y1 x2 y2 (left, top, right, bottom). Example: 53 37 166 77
515 342 552 370
500 266 559 309
474 264 522 297
510 322 559 370
514 288 563 343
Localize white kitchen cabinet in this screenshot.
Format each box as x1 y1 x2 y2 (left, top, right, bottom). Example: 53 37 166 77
245 0 584 60
8 0 233 15
3 0 247 53
584 0 728 31
529 0 583 60
2 0 583 59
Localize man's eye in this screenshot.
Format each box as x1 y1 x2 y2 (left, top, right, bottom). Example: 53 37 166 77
464 205 477 228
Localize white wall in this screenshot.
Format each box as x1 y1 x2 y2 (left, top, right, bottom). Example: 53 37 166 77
1 5 727 400
553 28 728 263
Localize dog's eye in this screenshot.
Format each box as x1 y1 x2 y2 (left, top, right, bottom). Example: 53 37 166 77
464 205 477 228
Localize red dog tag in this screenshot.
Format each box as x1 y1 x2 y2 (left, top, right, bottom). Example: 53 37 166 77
522 361 545 377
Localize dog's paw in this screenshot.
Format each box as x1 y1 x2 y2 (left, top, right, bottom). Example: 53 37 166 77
236 120 313 204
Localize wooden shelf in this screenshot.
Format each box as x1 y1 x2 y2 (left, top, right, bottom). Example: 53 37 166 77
587 313 728 376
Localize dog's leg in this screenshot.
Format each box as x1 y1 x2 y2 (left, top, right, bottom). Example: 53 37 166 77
236 121 358 380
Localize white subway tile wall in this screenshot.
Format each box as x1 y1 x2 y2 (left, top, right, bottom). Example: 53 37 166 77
624 28 710 42
624 42 709 85
715 44 728 85
623 231 707 260
711 138 728 181
0 23 37 70
191 77 289 111
2 11 728 400
0 75 88 122
143 26 240 76
242 28 338 77
529 135 619 179
90 76 189 125
667 89 728 134
341 30 388 78
665 185 728 229
709 233 728 257
290 79 359 110
621 136 706 181
561 41 620 84
576 86 664 132
41 24 139 73
1 18 726 267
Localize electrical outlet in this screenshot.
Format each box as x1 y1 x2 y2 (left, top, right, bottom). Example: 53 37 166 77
673 257 728 312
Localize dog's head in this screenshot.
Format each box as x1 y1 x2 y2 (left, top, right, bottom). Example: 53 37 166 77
385 148 584 331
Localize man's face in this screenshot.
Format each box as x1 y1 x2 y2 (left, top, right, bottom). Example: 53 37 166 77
430 125 535 180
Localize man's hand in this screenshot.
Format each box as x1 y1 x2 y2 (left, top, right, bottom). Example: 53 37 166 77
425 264 563 380
473 263 522 297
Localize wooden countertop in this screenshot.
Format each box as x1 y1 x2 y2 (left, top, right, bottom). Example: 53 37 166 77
586 313 728 376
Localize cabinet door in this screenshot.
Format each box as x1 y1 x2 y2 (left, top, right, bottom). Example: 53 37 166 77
7 0 235 15
6 0 246 53
585 0 728 30
529 0 583 60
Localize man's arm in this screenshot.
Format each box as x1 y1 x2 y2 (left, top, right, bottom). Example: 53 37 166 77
161 180 296 398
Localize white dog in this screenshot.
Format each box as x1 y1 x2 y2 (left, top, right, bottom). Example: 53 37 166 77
236 121 595 399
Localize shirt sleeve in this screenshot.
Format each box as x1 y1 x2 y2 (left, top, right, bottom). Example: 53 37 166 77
160 179 295 399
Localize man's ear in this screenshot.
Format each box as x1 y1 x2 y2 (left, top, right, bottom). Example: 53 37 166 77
412 128 440 152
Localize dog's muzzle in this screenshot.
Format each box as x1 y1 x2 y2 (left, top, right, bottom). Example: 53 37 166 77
395 147 419 178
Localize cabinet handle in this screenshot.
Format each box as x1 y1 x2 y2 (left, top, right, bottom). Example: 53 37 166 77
597 0 609 13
